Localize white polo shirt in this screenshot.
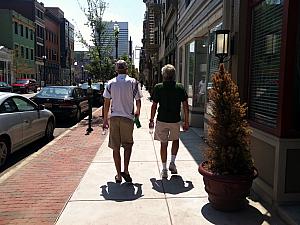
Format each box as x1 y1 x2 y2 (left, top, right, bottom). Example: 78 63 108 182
103 74 143 120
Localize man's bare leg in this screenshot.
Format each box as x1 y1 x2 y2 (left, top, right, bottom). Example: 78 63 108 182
123 146 132 174
171 140 179 156
160 142 168 163
113 149 121 180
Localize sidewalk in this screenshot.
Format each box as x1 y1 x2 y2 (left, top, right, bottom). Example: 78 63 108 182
55 90 286 225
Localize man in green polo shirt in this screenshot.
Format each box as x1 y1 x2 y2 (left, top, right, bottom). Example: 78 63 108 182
149 64 189 179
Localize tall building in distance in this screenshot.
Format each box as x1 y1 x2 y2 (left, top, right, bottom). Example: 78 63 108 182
104 21 129 59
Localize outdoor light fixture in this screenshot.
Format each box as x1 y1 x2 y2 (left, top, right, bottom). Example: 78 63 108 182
215 29 230 63
114 22 119 59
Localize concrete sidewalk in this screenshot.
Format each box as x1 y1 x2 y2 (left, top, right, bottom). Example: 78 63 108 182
55 90 286 225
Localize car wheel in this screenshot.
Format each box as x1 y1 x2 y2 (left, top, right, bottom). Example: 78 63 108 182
44 119 54 142
0 137 9 168
75 108 81 122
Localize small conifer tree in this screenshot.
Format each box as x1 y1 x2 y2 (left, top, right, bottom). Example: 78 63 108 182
206 64 253 175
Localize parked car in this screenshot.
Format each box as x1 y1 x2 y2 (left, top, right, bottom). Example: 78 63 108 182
0 82 12 92
11 78 38 93
30 86 89 122
0 92 55 167
80 82 104 106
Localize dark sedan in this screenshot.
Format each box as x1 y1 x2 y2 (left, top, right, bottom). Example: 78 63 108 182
80 82 104 107
31 86 89 122
0 82 12 92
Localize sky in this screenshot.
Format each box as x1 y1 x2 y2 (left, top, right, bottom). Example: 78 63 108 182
42 0 146 65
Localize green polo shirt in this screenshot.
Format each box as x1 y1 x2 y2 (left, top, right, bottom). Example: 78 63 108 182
151 81 188 123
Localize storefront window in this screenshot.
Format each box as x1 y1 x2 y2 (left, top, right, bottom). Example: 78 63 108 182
206 23 222 115
207 23 222 90
294 4 300 131
186 41 195 106
249 0 284 128
194 38 208 109
185 38 209 108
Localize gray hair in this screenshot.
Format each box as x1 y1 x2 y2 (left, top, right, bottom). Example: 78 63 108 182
161 64 176 81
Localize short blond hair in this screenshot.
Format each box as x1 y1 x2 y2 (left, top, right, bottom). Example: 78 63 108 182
161 64 176 81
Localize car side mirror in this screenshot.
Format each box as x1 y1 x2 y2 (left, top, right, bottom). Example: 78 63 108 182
38 104 45 110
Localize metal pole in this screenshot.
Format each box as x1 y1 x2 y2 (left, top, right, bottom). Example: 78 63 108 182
86 77 93 134
116 37 118 59
81 65 84 81
43 58 46 87
69 60 72 85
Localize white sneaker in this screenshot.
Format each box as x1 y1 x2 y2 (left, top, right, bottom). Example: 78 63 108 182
161 169 168 179
169 162 177 174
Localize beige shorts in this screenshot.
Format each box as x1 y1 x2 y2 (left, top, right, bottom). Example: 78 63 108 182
154 121 180 143
108 116 134 150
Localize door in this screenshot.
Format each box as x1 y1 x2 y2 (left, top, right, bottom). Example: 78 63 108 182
0 98 23 152
11 97 42 145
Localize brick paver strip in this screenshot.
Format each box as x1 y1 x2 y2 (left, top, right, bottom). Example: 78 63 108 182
0 110 106 225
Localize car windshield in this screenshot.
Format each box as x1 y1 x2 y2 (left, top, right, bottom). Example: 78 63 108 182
16 80 29 84
81 83 101 90
0 82 7 86
38 87 72 97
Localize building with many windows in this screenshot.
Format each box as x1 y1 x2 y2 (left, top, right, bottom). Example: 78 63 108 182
44 7 61 85
60 18 74 85
0 9 35 81
101 21 129 59
141 0 161 94
0 0 46 84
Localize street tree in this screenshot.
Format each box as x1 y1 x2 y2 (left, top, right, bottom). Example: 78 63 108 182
76 0 115 81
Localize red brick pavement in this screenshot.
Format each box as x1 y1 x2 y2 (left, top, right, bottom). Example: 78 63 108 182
0 109 106 225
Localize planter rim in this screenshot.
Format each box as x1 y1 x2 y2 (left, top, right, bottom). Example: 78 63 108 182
198 161 258 181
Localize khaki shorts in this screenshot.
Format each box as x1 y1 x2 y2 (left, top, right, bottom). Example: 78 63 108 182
108 116 134 150
154 121 180 143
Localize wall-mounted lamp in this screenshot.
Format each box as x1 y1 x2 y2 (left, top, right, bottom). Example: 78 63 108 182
215 30 230 63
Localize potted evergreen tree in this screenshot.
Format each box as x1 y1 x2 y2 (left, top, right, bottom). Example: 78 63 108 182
198 63 258 211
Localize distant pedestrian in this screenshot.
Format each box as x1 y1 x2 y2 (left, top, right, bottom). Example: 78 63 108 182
102 60 142 183
149 64 189 179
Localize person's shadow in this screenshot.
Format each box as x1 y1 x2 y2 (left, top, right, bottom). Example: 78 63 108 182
100 182 143 202
150 175 194 194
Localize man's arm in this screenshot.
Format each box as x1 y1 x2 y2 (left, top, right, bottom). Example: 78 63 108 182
182 100 189 131
150 102 157 121
135 99 141 117
103 97 111 128
149 102 158 129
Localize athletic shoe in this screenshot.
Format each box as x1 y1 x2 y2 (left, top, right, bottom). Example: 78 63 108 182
169 162 178 174
161 169 168 179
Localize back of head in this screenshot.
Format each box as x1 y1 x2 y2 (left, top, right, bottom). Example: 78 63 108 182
115 60 128 74
161 64 176 81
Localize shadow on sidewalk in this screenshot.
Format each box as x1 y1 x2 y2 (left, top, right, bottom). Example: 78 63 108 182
201 203 268 225
179 129 206 163
100 182 144 202
150 175 194 195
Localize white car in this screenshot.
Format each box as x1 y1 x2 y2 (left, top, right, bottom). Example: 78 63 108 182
0 92 55 167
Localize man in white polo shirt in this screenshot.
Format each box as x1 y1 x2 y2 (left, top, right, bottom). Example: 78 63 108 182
102 60 142 183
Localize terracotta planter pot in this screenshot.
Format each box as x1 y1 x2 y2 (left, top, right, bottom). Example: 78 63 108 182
198 161 258 211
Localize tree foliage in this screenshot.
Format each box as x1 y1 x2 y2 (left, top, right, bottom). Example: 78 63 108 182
206 63 254 175
76 0 115 81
